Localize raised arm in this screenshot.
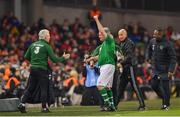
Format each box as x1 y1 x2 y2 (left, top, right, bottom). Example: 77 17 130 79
93 16 107 38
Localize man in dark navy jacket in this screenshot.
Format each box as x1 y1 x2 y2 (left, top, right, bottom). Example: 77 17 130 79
146 29 177 110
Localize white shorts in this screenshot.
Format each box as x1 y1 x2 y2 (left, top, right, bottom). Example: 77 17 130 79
97 64 115 88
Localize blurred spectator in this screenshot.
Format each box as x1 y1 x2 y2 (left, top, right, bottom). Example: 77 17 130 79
0 67 20 99
63 70 79 105
166 26 173 40
52 65 63 107
17 61 30 98
81 58 102 106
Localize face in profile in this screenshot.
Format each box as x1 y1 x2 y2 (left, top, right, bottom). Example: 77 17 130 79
98 32 105 41
46 31 50 42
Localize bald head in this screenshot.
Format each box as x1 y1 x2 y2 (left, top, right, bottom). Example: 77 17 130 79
118 29 127 42
153 29 163 40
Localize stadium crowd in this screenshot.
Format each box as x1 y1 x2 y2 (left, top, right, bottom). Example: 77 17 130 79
0 11 180 106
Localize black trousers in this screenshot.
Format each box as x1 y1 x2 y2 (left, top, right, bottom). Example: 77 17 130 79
81 86 103 106
113 66 145 107
150 77 170 106
21 68 49 108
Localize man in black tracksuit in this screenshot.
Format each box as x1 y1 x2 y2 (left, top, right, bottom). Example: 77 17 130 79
113 29 145 110
146 29 176 110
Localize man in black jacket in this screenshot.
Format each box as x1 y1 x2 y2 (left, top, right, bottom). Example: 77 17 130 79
146 29 176 110
113 29 145 110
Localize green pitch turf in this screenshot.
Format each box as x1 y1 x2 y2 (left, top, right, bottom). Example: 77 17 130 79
0 98 180 116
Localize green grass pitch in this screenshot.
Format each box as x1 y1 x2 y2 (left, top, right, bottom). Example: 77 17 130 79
0 98 180 116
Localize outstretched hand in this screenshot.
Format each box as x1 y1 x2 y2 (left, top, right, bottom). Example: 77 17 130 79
63 52 70 59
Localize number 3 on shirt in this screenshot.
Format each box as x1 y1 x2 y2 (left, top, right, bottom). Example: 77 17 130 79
34 46 40 54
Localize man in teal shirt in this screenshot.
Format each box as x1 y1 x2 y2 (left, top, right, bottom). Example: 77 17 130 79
87 16 116 111
18 29 70 113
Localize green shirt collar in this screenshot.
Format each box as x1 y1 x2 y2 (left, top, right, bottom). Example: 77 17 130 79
39 39 49 44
